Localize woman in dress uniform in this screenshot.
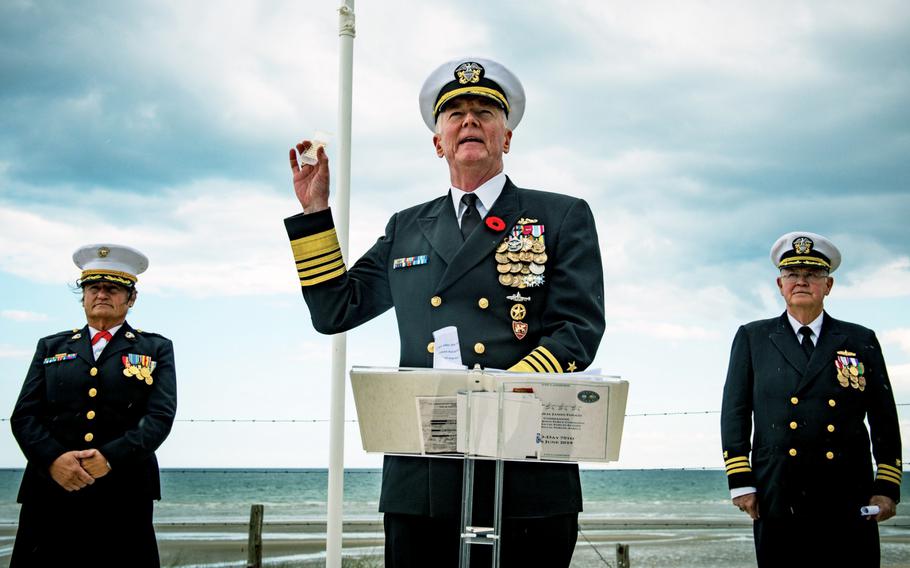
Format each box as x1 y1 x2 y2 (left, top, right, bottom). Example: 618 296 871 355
10 243 177 567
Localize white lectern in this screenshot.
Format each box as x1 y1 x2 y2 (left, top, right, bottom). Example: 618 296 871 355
350 366 629 568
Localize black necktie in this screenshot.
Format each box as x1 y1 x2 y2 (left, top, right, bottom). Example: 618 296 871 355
799 326 814 359
460 193 480 240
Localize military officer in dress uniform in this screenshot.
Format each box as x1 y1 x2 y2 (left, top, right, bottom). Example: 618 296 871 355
284 57 605 567
10 244 177 567
721 231 902 567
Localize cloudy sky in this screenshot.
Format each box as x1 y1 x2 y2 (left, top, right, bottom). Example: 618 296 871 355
1 0 908 471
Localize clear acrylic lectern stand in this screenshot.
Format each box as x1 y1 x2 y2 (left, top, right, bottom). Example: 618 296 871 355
458 388 507 568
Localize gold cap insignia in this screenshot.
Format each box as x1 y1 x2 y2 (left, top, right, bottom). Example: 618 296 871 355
792 237 813 255
98 246 111 258
455 62 484 85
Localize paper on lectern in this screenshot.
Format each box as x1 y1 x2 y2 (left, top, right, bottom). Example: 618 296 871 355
455 391 541 459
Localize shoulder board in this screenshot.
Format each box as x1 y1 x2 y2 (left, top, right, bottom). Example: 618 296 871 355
132 328 165 339
47 328 82 338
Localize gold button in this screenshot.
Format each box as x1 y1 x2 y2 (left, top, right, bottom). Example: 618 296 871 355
90 367 98 377
828 399 836 407
427 342 435 353
84 433 94 443
474 342 485 354
86 410 96 420
88 388 98 398
789 421 798 430
826 451 834 460
790 397 799 405
827 424 835 433
478 298 489 309
789 448 797 457
430 296 442 307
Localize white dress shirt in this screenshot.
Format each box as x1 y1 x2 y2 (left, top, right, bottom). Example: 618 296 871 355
89 324 123 361
786 311 823 346
449 172 507 227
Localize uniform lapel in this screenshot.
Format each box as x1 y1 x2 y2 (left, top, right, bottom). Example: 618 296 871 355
418 193 461 266
70 325 94 365
796 313 847 392
769 312 807 375
434 179 524 294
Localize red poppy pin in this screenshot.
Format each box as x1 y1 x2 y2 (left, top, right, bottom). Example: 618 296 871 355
485 216 506 231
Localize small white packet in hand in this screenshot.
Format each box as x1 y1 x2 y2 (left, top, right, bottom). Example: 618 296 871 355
298 130 332 166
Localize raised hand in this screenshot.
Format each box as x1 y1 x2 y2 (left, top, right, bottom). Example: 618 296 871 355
289 141 330 213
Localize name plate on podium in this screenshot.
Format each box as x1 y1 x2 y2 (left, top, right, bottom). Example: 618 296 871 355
349 367 629 463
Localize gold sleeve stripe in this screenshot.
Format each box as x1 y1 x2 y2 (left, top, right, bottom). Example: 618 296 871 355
535 346 563 373
724 456 750 466
299 258 345 279
290 229 341 260
297 249 343 270
876 472 902 485
523 355 546 373
726 466 752 476
878 464 903 476
529 351 556 373
508 361 536 373
876 468 901 480
300 266 346 287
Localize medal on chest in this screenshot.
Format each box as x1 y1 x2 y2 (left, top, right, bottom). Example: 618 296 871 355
493 218 547 339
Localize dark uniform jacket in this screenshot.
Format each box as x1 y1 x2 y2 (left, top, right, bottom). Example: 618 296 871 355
285 178 605 518
721 312 902 519
11 322 177 505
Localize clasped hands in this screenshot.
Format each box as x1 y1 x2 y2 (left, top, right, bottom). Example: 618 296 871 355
49 449 111 492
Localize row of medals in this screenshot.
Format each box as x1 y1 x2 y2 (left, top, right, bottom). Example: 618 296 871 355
495 233 547 288
495 220 547 340
123 356 155 385
836 361 865 391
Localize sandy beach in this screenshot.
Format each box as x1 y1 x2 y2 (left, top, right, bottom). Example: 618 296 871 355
4 519 907 568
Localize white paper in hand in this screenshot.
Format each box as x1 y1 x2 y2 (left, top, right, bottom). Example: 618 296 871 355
433 326 466 369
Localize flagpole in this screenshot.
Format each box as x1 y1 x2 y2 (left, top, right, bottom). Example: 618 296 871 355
327 1 355 567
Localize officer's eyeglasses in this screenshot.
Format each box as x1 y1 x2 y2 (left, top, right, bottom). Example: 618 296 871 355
780 270 829 283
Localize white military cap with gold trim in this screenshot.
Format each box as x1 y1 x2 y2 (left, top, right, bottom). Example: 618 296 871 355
419 56 526 132
73 243 149 288
771 231 841 273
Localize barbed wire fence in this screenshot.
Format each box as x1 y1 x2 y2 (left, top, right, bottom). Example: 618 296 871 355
4 403 907 468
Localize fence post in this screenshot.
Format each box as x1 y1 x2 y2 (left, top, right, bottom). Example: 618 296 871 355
616 543 630 568
247 503 264 568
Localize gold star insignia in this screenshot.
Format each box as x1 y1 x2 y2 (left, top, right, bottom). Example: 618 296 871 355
567 361 577 372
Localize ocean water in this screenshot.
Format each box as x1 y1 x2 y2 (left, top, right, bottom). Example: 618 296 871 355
0 468 750 524
2 467 909 522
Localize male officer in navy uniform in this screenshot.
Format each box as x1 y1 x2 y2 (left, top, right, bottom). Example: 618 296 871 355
10 244 177 567
284 57 604 567
721 231 901 567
